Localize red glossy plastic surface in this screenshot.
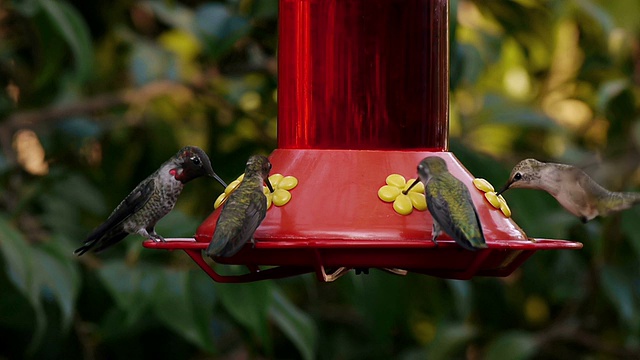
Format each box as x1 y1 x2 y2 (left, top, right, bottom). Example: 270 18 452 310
278 0 449 150
144 0 583 283
174 150 581 282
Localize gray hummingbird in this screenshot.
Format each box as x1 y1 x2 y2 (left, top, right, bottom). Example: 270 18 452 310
205 155 274 258
74 146 227 255
498 158 640 223
405 156 487 251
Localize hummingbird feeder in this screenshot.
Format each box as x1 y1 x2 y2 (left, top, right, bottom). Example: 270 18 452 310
144 0 581 282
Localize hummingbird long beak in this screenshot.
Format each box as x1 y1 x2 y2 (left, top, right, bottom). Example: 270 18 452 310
403 179 420 195
496 181 512 196
265 178 275 193
210 172 228 188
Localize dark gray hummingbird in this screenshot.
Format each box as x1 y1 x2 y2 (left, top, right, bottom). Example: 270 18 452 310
74 146 227 255
205 155 274 258
498 158 640 222
405 156 487 251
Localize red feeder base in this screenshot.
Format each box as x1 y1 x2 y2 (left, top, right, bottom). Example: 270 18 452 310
143 149 582 283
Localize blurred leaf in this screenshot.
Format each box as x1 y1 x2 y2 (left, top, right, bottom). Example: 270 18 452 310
155 210 201 238
215 279 272 349
453 44 484 88
37 0 93 82
12 0 39 15
31 8 68 89
52 174 107 216
600 265 638 328
576 0 615 34
32 242 80 331
195 3 232 38
621 207 640 258
0 216 46 351
425 324 477 360
446 280 472 319
130 43 178 85
194 3 250 60
478 94 559 129
57 118 103 139
484 331 537 360
98 260 162 326
269 288 317 360
153 269 216 353
596 79 629 113
249 0 278 18
146 1 196 34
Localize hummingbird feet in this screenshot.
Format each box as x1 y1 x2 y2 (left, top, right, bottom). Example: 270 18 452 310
150 234 166 242
140 228 166 242
431 222 441 247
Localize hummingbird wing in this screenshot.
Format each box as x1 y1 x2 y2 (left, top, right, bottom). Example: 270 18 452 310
426 176 486 251
74 178 156 255
218 190 267 257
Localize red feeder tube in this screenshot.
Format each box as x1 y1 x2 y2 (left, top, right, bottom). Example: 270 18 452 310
144 0 582 282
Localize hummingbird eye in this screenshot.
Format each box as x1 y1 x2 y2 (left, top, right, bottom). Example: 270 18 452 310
514 172 522 181
190 156 201 166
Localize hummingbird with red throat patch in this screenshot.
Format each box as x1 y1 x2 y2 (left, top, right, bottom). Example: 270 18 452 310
75 146 227 255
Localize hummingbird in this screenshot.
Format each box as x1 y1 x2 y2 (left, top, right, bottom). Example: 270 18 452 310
74 146 227 255
205 155 274 258
498 158 640 223
405 156 487 251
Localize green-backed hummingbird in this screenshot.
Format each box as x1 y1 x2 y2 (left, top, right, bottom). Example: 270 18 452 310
406 156 487 251
205 155 274 258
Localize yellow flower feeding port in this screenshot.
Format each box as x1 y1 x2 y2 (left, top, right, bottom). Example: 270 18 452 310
144 0 582 283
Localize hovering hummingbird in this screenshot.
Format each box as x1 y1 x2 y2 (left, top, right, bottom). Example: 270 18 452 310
405 156 487 251
74 146 227 255
205 155 274 258
498 158 640 223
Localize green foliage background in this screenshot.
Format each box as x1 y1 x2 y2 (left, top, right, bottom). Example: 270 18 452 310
1 0 640 358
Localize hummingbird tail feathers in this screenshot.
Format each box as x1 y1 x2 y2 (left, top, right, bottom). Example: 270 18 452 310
599 191 640 216
464 236 488 251
74 231 128 256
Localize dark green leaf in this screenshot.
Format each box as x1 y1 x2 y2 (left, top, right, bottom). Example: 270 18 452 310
32 242 80 331
269 288 317 360
155 210 201 238
0 216 46 351
576 0 614 34
484 331 537 360
98 260 161 326
426 324 477 360
600 265 637 327
38 0 93 82
446 280 472 319
478 94 559 129
153 268 216 353
52 174 107 216
215 276 272 348
621 207 640 258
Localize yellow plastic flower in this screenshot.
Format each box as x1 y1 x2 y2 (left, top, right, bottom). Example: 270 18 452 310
472 178 511 217
377 174 427 215
263 173 298 209
214 173 298 210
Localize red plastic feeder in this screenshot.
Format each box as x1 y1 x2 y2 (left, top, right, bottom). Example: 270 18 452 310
144 0 581 282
